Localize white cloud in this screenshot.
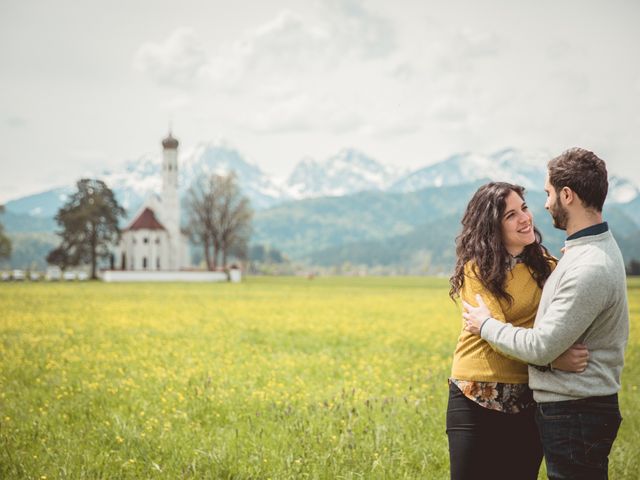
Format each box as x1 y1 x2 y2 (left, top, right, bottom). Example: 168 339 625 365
133 28 209 88
242 93 365 134
244 94 316 133
160 94 193 111
6 116 27 128
436 28 501 74
430 97 468 124
205 5 395 90
322 0 395 59
68 150 109 162
452 29 500 58
242 10 332 72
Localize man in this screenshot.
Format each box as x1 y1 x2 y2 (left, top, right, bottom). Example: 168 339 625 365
463 148 629 479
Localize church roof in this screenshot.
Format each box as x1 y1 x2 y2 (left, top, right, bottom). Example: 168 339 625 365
125 207 166 231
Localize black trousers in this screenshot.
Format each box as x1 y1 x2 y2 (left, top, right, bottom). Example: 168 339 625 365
446 382 543 480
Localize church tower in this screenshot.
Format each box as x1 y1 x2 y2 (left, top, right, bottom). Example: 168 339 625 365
162 131 181 270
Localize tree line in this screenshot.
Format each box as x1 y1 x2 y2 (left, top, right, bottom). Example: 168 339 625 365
38 173 252 279
0 205 11 261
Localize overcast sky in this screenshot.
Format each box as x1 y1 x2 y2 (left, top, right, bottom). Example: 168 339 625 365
1 0 639 203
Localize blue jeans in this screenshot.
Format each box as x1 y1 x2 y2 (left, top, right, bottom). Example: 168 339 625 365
536 394 622 480
446 382 542 480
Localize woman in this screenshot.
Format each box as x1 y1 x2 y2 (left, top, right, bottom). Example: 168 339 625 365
446 182 588 480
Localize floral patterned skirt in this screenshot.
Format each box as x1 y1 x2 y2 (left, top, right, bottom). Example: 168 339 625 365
448 378 535 414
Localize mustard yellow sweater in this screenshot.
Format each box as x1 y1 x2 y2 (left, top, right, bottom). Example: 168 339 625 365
451 260 552 384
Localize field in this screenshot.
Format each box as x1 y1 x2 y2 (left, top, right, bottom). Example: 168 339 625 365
1 277 639 479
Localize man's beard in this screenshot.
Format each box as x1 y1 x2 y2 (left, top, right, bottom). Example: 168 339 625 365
550 198 569 230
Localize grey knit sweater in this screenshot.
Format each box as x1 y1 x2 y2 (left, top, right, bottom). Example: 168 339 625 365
480 230 629 402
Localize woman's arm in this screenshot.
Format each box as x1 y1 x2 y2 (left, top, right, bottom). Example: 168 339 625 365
551 343 589 372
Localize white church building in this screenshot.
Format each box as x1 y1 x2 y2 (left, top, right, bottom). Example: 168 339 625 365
114 132 190 272
103 131 233 282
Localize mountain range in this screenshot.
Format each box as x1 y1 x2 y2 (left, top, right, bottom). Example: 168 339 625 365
2 143 639 271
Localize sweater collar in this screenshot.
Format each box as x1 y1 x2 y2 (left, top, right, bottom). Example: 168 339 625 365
566 222 608 241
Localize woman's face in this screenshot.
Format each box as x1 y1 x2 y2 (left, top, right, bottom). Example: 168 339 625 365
501 190 535 256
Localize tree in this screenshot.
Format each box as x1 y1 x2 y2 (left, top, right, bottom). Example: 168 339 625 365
184 175 218 270
46 246 71 271
216 173 252 268
0 205 11 260
185 172 252 270
627 259 640 276
48 179 126 279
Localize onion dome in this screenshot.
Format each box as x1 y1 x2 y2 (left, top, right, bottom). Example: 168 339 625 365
162 132 179 149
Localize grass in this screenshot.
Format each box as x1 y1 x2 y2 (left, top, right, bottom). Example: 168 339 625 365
0 276 638 479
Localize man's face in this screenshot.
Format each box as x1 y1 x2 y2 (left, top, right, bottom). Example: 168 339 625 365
544 174 569 230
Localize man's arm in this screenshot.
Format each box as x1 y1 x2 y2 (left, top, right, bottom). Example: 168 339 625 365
464 265 606 365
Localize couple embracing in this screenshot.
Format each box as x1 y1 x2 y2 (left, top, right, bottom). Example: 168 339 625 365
447 148 629 480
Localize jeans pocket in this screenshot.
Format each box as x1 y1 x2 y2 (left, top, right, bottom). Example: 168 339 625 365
580 412 622 468
536 406 578 465
537 403 571 420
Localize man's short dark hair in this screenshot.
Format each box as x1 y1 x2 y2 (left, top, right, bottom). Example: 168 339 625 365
548 148 608 212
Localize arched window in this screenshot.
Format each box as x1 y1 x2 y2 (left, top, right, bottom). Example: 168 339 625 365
143 257 148 269
157 257 160 269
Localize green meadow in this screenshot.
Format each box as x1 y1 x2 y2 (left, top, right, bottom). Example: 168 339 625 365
1 277 638 479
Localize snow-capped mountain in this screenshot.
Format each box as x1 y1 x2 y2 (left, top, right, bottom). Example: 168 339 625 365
390 148 550 193
4 145 638 229
3 186 74 218
179 141 287 209
5 141 287 223
388 148 636 204
102 141 287 215
286 148 403 198
608 176 640 204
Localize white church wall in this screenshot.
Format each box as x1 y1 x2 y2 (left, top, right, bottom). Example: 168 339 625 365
119 229 171 270
102 270 229 282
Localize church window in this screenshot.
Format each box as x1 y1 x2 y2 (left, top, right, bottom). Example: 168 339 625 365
133 238 136 245
155 238 160 244
143 257 148 269
143 237 149 244
157 257 160 269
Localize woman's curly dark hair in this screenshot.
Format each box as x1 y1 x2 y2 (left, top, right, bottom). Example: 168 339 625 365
449 182 556 303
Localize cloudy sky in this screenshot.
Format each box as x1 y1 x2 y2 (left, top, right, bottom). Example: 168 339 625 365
1 0 639 203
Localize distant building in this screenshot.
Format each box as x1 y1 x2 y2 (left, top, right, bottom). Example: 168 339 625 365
114 132 189 271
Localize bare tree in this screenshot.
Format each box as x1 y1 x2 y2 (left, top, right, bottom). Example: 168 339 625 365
184 176 218 270
185 172 252 270
216 174 252 267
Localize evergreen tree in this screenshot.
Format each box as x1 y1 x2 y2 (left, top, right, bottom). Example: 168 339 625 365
48 179 125 279
0 205 11 260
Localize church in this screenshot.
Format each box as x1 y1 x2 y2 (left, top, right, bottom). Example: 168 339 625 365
114 132 190 271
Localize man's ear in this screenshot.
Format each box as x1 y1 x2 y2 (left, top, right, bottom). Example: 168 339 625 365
561 186 575 205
